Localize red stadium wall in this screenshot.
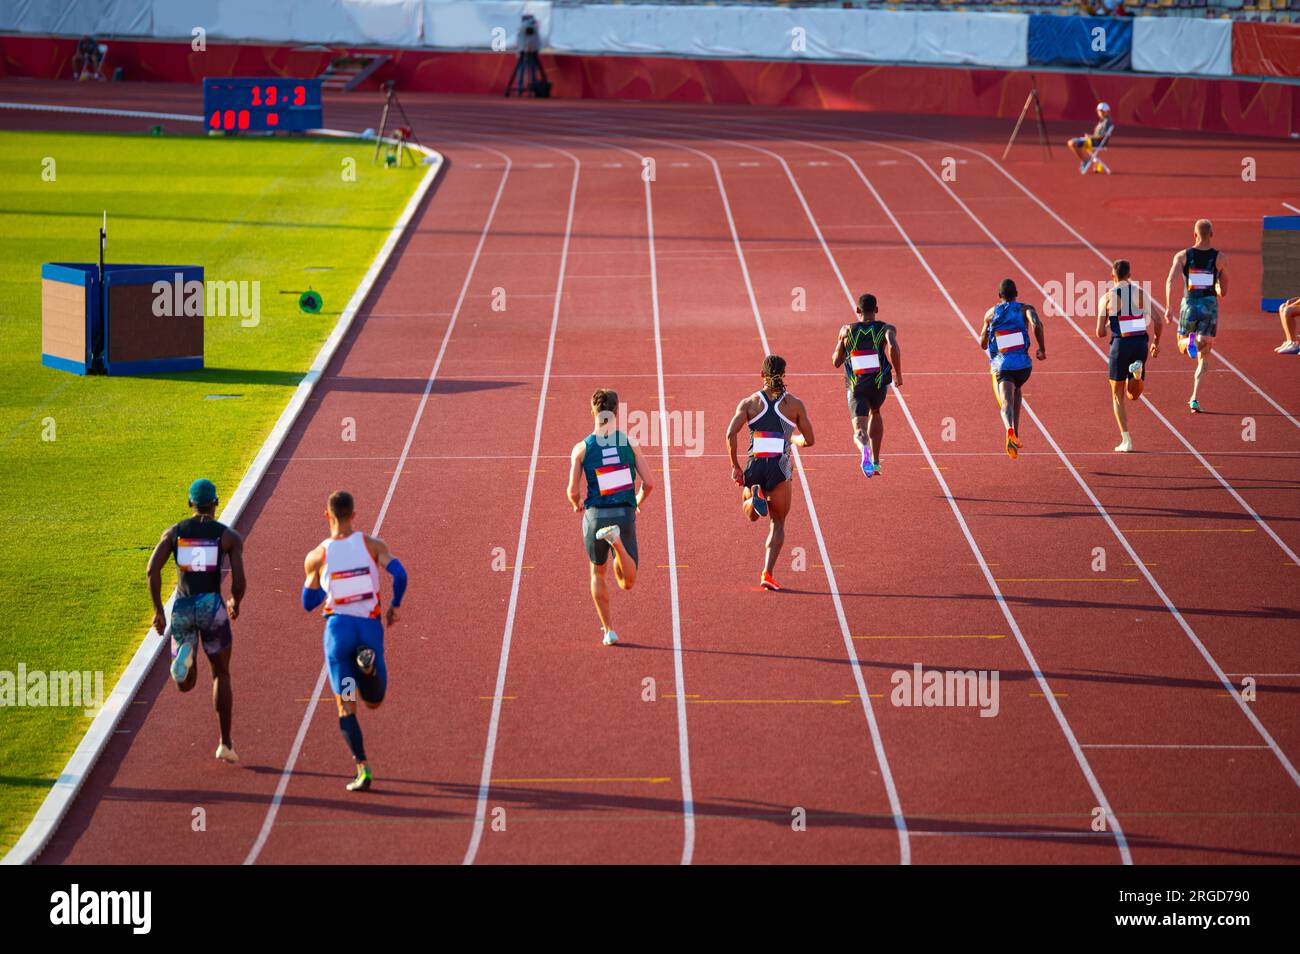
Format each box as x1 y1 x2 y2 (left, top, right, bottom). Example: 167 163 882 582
1232 22 1300 79
2 34 1296 139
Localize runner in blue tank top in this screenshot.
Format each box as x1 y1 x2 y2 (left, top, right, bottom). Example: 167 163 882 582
979 279 1045 459
567 388 655 646
725 355 815 592
1164 219 1228 413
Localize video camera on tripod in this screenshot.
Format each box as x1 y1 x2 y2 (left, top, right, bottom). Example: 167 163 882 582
505 14 550 98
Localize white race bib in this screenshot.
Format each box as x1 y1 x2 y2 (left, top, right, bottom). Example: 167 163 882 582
596 465 633 496
849 350 880 374
1118 317 1147 337
328 567 375 605
995 330 1026 352
752 431 785 458
177 538 219 572
1188 268 1215 289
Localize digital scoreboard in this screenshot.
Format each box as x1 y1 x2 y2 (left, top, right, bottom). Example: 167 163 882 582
202 78 323 133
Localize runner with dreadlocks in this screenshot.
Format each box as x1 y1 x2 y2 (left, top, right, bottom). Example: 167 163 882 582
725 354 815 592
832 293 902 478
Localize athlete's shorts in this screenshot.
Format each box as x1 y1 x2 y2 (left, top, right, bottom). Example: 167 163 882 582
995 366 1032 388
847 382 889 417
323 614 387 700
1179 295 1218 338
168 592 232 659
743 456 790 495
1108 335 1149 382
584 505 639 567
1070 136 1097 151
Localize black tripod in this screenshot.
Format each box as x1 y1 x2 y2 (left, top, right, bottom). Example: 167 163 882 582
373 81 422 165
505 49 550 98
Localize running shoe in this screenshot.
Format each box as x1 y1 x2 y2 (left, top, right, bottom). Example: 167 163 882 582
170 636 196 684
347 765 372 792
1186 335 1198 358
1010 432 1023 448
356 646 376 675
1189 399 1201 413
760 572 781 592
871 459 883 476
1005 428 1019 460
1079 157 1092 175
1115 437 1133 453
1279 341 1300 355
602 629 619 647
215 743 239 764
595 524 621 546
749 485 768 517
1128 359 1144 377
860 444 874 478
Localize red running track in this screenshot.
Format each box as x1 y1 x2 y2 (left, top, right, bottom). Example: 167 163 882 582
7 83 1298 864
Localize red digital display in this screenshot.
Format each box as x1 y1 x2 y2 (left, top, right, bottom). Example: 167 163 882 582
202 79 322 133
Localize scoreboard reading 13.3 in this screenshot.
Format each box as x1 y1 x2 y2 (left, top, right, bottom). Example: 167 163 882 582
203 78 323 132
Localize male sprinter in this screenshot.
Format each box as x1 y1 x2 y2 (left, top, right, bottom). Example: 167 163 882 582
979 279 1045 458
147 478 245 763
1096 259 1159 452
832 293 901 478
1068 102 1114 173
1164 218 1227 413
568 388 655 647
726 355 815 591
1276 297 1300 354
302 491 407 792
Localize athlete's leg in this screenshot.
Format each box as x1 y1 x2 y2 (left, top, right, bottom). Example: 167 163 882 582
851 414 870 455
589 560 613 633
178 660 198 693
357 625 387 709
866 410 884 462
763 480 793 576
208 645 234 748
1011 384 1025 435
1191 336 1213 402
609 534 637 590
741 485 761 522
997 379 1016 430
1110 379 1129 433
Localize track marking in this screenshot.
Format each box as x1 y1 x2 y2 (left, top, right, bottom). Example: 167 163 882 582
854 634 1006 641
462 143 581 866
1282 202 1299 215
491 776 672 784
1082 744 1271 750
241 145 513 867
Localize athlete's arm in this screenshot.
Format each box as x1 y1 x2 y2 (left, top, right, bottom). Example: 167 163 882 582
1095 289 1110 339
366 535 405 626
725 398 751 486
146 526 176 635
885 325 903 388
832 324 850 368
302 546 325 612
1026 305 1046 361
567 440 586 513
790 396 815 449
1163 250 1185 323
978 308 994 350
631 441 655 510
224 528 246 621
1215 253 1227 298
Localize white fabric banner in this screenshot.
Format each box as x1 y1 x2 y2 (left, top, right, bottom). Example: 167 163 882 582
151 0 424 45
548 5 1028 68
1132 17 1232 76
0 0 151 36
423 0 552 51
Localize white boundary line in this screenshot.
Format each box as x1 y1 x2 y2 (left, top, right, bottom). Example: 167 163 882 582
462 142 581 866
1 103 447 865
1280 202 1298 215
242 142 514 865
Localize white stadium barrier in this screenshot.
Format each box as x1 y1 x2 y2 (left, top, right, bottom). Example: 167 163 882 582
1132 17 1233 77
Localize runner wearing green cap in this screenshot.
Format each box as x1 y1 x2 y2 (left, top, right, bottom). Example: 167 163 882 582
146 478 246 763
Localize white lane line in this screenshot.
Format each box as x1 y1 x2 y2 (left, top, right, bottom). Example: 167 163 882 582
1282 203 1299 215
242 145 513 866
1082 744 1271 750
462 145 581 866
856 124 1300 433
757 128 1300 794
453 92 907 867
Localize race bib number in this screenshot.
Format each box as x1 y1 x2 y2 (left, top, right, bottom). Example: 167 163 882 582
1188 268 1215 289
177 538 218 573
995 330 1026 352
1118 317 1147 337
849 350 880 375
328 567 375 605
595 464 634 496
752 431 785 458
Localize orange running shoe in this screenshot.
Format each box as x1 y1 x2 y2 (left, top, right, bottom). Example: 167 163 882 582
760 572 781 591
1005 428 1019 460
1010 431 1023 448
